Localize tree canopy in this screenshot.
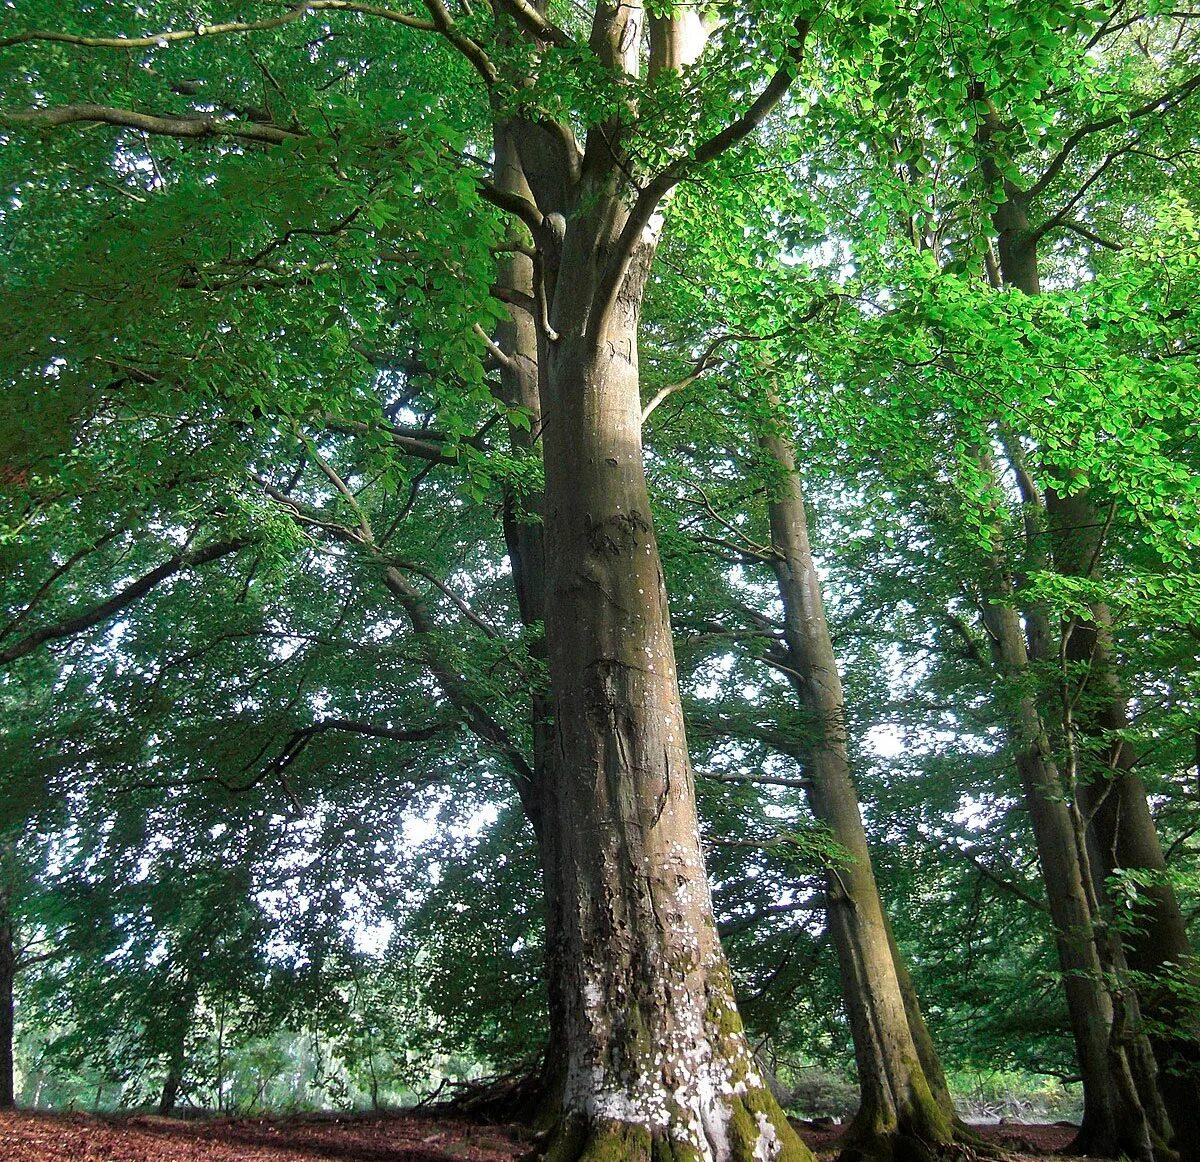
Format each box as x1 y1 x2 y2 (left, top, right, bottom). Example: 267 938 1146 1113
1 1 1199 1160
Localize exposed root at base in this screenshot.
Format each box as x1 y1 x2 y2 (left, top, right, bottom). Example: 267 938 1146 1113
951 1121 1005 1159
532 1101 817 1162
838 1119 983 1162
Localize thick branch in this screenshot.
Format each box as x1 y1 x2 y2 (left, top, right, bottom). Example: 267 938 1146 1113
489 0 573 47
416 0 496 84
0 539 247 666
593 19 809 334
478 182 545 236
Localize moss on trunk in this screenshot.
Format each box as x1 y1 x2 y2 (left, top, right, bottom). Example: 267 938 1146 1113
537 1087 815 1162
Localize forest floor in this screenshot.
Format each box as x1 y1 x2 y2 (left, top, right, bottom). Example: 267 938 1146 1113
0 1109 1100 1162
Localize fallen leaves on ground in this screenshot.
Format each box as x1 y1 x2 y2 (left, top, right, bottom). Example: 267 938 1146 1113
0 1110 1104 1161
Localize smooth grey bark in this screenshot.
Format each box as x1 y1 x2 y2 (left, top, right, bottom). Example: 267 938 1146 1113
473 2 818 1154
515 106 811 1146
761 428 955 1161
490 116 808 1153
488 123 570 1123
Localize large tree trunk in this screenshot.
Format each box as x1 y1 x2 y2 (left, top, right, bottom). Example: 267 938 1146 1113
761 429 954 1161
880 917 956 1126
528 190 811 1157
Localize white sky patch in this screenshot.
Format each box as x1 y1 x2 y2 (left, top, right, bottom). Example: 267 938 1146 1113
864 723 904 758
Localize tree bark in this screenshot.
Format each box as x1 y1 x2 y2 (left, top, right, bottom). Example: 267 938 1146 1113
761 429 955 1161
489 121 570 1123
158 1064 183 1118
880 917 956 1126
977 151 1198 1149
0 889 14 1111
526 168 811 1155
978 553 1154 1161
157 983 194 1118
1045 489 1200 1158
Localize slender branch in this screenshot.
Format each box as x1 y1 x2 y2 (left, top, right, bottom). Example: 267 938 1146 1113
717 895 824 939
0 527 123 643
1029 145 1135 245
0 2 437 50
267 713 455 777
924 830 1048 913
1027 69 1200 200
697 769 812 790
302 434 375 542
324 415 462 464
3 103 299 145
0 4 317 49
393 561 503 639
642 332 743 422
1053 218 1125 251
474 323 512 367
687 480 779 561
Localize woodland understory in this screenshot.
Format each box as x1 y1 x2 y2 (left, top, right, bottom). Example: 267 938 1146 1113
1 1 1199 1161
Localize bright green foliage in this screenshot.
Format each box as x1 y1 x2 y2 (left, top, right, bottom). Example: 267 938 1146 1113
0 0 1197 1125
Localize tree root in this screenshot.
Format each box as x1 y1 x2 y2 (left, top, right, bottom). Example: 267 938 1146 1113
531 1095 817 1162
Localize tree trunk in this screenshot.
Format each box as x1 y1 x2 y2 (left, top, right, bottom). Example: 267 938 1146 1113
979 564 1153 1161
980 154 1196 1154
1045 490 1200 1158
157 989 193 1118
489 122 571 1124
158 1064 183 1118
0 891 14 1111
997 439 1174 1150
761 429 955 1161
528 193 811 1157
880 917 955 1125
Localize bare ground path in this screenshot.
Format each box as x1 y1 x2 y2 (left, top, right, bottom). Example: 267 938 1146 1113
0 1110 1099 1162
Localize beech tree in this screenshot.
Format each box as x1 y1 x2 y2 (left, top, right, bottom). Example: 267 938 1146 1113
4 1 1200 1160
0 0 842 1155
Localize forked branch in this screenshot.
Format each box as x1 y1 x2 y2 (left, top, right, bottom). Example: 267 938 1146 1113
592 18 810 336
